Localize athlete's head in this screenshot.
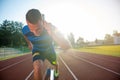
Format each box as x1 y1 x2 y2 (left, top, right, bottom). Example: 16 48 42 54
26 9 42 24
26 9 44 35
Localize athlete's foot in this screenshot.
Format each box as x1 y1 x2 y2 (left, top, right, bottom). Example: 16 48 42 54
54 70 59 78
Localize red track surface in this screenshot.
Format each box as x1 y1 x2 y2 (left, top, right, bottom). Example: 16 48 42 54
0 50 120 80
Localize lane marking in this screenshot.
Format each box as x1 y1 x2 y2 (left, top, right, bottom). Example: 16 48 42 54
59 56 78 80
76 52 120 64
73 55 120 76
0 57 30 71
50 69 54 80
25 70 34 80
92 56 120 64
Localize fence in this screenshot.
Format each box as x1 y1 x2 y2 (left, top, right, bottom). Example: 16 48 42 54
0 47 30 59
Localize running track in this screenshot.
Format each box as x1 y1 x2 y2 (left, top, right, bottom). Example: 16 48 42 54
0 50 120 80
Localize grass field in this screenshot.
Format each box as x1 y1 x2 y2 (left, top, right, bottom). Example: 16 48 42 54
75 45 120 57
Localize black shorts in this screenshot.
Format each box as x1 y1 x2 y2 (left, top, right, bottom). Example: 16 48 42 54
32 51 57 65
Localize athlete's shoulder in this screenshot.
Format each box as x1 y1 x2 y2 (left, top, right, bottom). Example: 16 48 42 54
22 25 30 35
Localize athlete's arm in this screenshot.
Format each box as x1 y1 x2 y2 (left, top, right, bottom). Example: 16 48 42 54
23 35 33 50
43 21 71 50
52 30 71 50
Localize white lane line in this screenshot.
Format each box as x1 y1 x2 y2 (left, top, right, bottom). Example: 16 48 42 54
78 52 120 63
50 69 54 80
59 56 78 80
25 70 34 80
93 56 120 64
0 57 30 71
73 55 120 76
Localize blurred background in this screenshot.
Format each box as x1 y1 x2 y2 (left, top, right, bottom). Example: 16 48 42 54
0 0 120 59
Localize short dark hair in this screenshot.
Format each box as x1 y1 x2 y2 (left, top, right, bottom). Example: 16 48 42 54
26 9 42 24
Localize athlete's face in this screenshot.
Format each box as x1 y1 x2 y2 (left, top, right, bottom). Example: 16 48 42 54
27 20 44 36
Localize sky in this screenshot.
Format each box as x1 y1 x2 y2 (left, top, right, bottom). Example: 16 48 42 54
0 0 120 41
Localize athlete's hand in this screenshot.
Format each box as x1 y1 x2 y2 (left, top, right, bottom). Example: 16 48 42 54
43 21 55 36
28 44 32 50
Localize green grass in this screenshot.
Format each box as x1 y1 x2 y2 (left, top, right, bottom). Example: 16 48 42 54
0 52 30 61
75 45 120 57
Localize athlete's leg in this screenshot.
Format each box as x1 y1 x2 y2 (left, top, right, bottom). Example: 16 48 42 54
33 60 44 80
45 51 59 77
32 52 45 80
52 61 59 77
52 61 58 72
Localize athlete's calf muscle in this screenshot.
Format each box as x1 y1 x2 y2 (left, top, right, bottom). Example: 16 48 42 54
33 60 44 80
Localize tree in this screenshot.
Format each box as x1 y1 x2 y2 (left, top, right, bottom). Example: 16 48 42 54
104 34 113 44
67 33 75 48
0 20 27 47
113 30 120 37
0 20 12 46
76 37 84 47
95 38 98 44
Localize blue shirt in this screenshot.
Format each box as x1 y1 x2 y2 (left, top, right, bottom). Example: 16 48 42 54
22 25 55 54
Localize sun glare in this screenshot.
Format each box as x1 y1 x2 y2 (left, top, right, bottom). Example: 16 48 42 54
35 0 120 41
41 3 102 41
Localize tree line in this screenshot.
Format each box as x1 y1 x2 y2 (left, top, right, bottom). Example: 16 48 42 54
68 31 120 48
0 20 27 47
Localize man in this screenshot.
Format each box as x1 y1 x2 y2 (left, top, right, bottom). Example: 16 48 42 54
22 9 71 80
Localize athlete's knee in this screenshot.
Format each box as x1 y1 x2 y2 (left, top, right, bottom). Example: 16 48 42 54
52 61 59 67
51 61 57 65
